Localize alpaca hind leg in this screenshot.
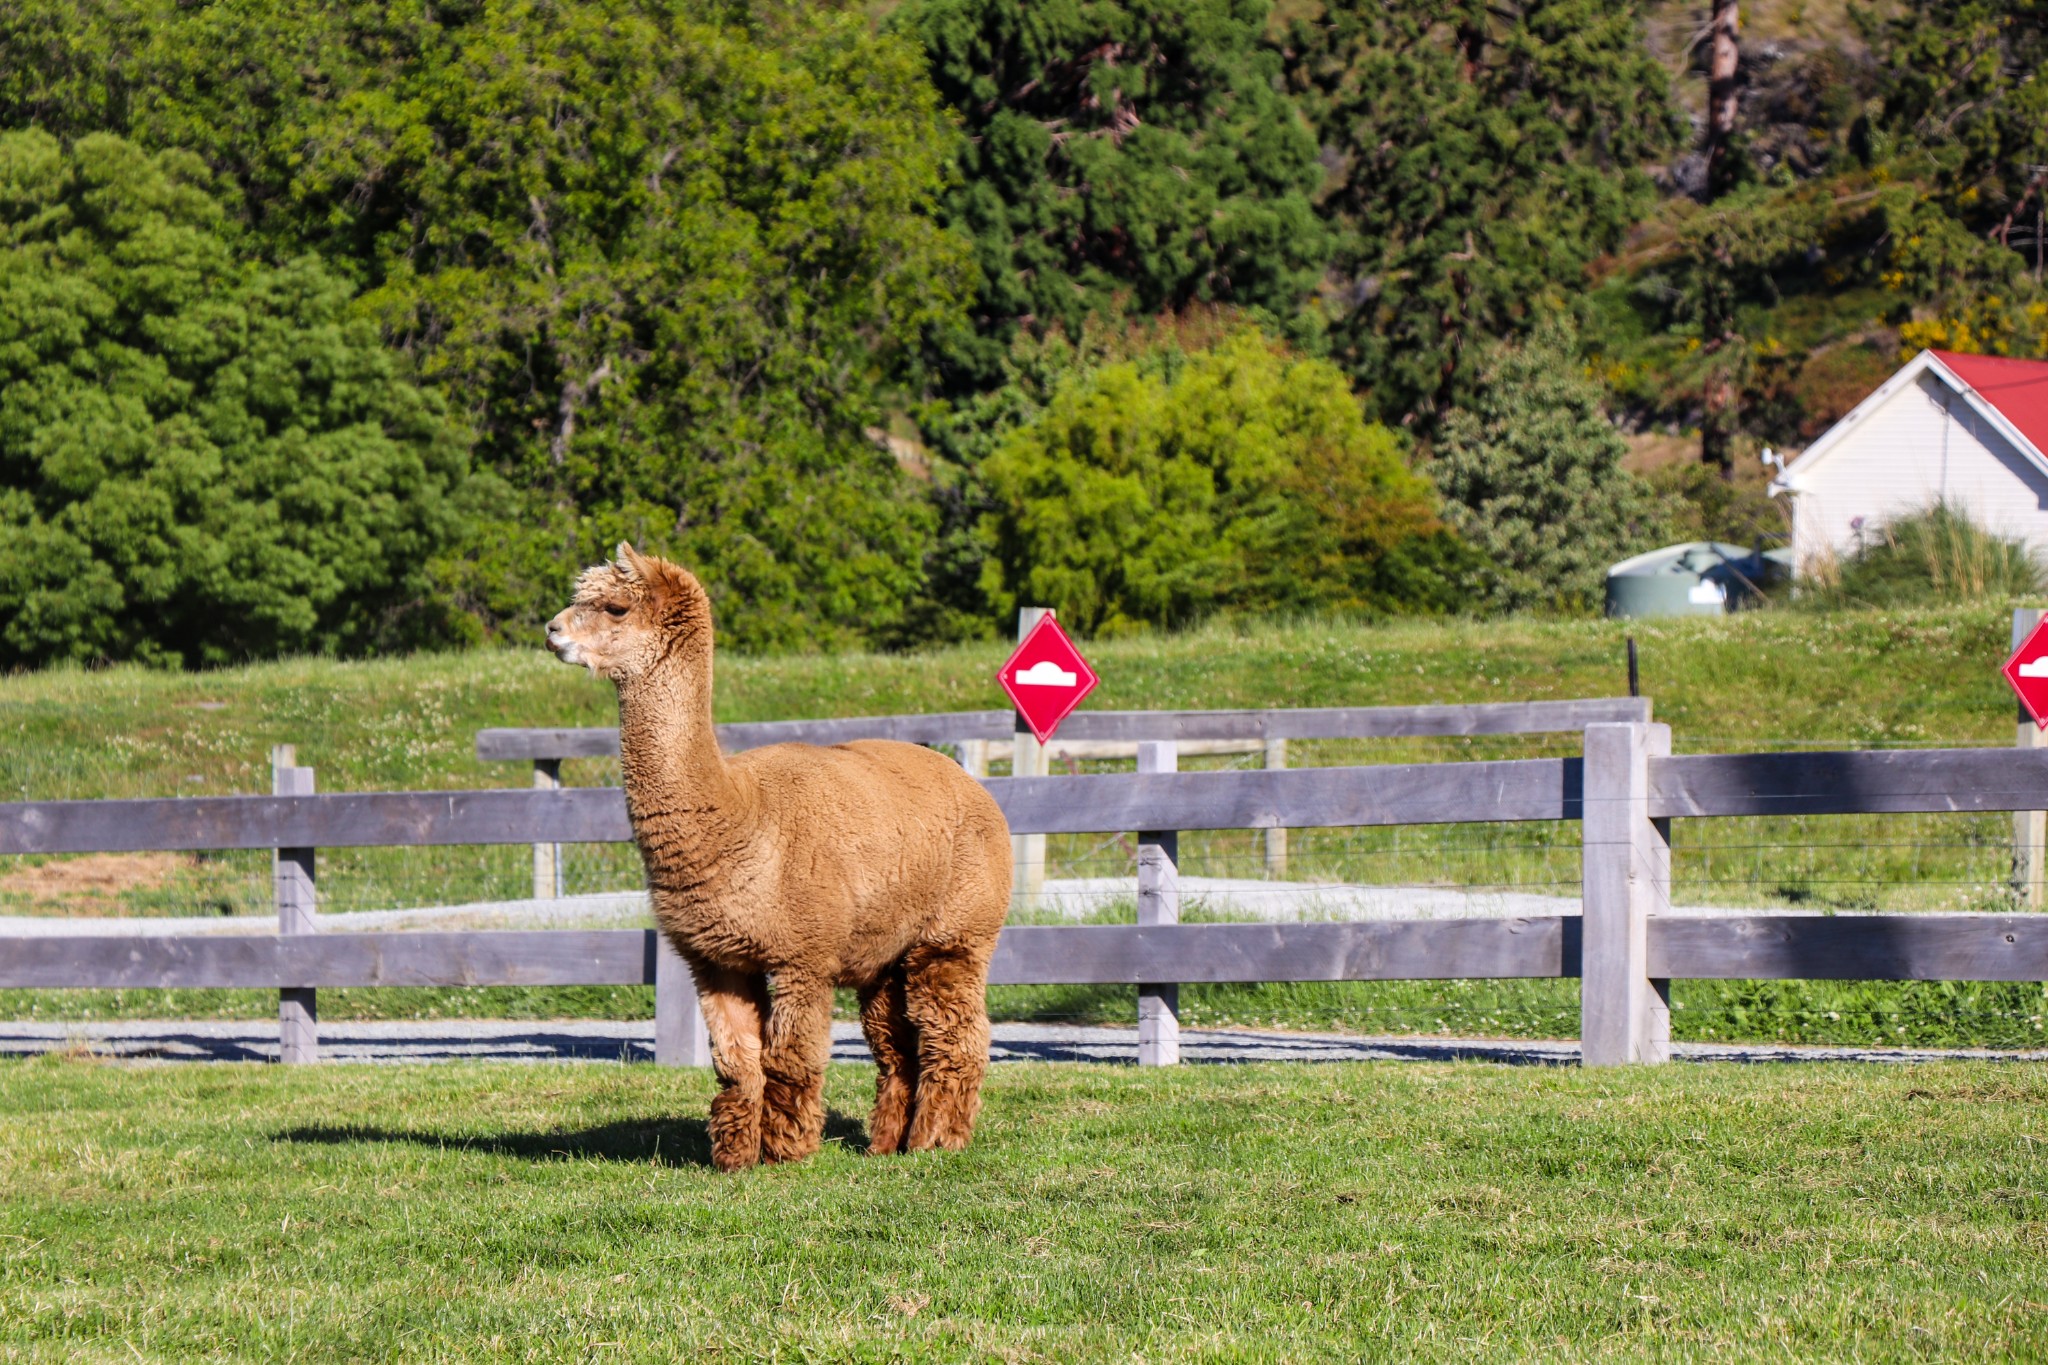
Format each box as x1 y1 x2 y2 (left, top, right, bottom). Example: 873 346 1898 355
902 947 993 1152
759 972 834 1164
857 967 920 1155
692 961 770 1172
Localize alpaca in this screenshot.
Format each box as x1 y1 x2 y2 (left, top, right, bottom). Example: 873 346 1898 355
545 544 1012 1172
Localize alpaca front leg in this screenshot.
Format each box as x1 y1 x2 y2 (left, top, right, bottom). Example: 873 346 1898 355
759 972 834 1164
857 967 919 1155
903 947 993 1152
691 961 770 1172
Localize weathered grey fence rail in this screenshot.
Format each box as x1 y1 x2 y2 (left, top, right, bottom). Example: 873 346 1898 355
474 697 1655 761
7 725 2048 1068
482 696 1653 897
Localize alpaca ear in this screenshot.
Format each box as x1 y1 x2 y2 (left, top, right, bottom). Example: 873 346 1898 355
615 542 643 577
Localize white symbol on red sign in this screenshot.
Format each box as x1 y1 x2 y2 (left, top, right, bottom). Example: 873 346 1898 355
998 613 1099 744
2006 616 2048 729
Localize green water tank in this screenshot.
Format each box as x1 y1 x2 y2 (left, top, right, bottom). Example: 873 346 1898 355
1605 542 1788 619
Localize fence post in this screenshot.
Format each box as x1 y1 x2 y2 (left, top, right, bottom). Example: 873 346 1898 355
271 745 318 1065
653 931 711 1066
1580 721 1671 1066
1136 740 1180 1066
1263 738 1288 879
1011 606 1051 911
956 739 988 780
2016 609 2046 911
533 758 562 899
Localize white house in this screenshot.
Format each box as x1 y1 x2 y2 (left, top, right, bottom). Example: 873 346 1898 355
1772 348 2048 573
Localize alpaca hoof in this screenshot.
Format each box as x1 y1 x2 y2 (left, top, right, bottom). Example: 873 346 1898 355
906 1130 972 1154
760 1124 821 1165
905 1089 980 1153
707 1090 762 1172
711 1146 760 1173
866 1085 913 1156
760 1077 823 1164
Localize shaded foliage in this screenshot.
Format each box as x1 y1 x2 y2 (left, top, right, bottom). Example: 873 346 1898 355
897 0 1330 390
1284 0 1680 424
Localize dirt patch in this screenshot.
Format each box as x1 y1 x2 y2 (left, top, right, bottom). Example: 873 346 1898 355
0 852 191 911
1622 430 1700 473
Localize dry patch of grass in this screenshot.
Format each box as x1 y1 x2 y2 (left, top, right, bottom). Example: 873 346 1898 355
1621 429 1700 473
0 852 191 914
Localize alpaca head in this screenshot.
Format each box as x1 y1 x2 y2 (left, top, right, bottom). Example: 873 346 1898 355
546 543 713 682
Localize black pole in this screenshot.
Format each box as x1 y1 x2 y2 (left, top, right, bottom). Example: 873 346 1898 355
1626 636 1640 699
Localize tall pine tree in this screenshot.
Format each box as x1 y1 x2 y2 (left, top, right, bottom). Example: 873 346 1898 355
898 0 1331 389
1285 0 1681 426
1429 320 1669 611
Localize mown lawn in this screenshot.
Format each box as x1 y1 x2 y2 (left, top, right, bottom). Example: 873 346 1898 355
3 1057 2045 1361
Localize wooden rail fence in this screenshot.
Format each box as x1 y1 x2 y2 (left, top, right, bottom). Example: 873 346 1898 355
6 715 2047 1068
479 696 1654 899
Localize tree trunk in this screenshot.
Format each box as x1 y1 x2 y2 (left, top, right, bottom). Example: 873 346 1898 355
1701 370 1737 479
1704 0 1740 199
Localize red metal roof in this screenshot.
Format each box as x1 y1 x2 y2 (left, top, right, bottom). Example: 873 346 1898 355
1931 350 2048 459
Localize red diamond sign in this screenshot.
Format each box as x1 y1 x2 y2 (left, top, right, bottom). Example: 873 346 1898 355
998 612 1099 744
2006 616 2048 729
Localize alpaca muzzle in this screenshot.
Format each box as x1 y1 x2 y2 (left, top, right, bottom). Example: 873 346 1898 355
544 612 582 665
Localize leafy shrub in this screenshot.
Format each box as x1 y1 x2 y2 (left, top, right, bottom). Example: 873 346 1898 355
0 131 467 668
976 330 1479 633
1799 501 2045 608
1428 321 1672 612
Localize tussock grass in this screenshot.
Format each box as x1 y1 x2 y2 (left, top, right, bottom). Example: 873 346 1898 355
2 1057 2044 1361
1798 502 2046 608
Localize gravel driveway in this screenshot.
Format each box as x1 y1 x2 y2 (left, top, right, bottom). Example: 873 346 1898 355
4 1019 2043 1067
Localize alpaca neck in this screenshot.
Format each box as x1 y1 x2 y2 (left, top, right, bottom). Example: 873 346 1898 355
614 652 744 862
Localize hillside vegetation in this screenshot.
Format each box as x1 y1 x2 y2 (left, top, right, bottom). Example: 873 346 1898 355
2 2 2043 662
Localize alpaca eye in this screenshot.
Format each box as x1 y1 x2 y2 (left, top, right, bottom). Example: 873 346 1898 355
603 604 629 618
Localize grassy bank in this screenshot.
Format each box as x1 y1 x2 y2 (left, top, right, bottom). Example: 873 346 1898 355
0 606 2026 803
4 1056 2044 1361
3 605 2040 1046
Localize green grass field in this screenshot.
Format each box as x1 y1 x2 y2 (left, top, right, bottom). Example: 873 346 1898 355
3 604 2043 1046
0 606 2028 807
4 1056 2045 1361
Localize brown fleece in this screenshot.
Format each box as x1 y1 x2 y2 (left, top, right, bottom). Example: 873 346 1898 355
545 545 1012 1172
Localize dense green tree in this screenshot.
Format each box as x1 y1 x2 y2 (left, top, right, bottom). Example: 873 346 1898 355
1845 2 2048 361
1872 1 2048 242
0 130 466 667
1285 0 1681 424
0 0 974 650
896 0 1330 388
1429 320 1668 611
978 330 1475 632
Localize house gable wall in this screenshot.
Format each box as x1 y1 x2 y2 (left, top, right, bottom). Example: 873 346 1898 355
1790 371 2048 571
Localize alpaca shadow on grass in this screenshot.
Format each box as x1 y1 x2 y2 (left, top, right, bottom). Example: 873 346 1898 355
274 1109 870 1168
